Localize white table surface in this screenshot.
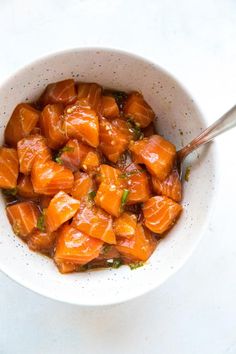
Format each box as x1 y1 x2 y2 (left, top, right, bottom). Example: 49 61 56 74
0 0 236 353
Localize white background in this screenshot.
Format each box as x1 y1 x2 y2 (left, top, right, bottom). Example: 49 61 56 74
0 0 236 353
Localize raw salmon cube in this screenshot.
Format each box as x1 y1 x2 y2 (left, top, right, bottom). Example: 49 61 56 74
40 104 67 149
45 191 80 233
116 223 157 261
60 139 93 172
17 134 51 175
73 203 116 244
17 175 39 199
143 196 182 234
6 201 40 239
130 135 176 181
81 151 100 172
64 102 99 147
0 148 19 189
124 92 155 128
71 172 94 200
99 117 130 162
31 160 74 195
94 182 123 217
55 261 78 274
101 95 119 118
113 212 137 237
28 229 57 254
152 170 182 202
54 224 103 265
97 164 122 185
77 82 102 114
4 103 40 147
39 79 77 106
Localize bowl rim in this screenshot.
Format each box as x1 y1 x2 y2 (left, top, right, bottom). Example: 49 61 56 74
0 46 220 306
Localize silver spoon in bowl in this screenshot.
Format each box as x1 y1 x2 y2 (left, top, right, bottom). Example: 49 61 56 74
176 105 236 178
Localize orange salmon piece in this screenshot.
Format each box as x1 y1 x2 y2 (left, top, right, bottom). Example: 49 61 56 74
54 224 103 265
17 175 39 199
113 212 137 237
17 134 51 175
99 117 130 162
6 201 40 239
73 203 116 244
77 82 102 115
123 163 151 204
94 182 123 217
130 135 176 181
28 229 57 254
97 164 122 186
152 170 182 202
40 104 67 149
45 191 80 233
64 102 99 147
116 223 157 261
143 196 182 234
81 151 100 172
60 139 93 172
101 95 119 118
4 103 40 147
55 261 78 274
124 92 155 128
39 79 77 106
71 172 94 200
31 160 74 195
0 148 19 189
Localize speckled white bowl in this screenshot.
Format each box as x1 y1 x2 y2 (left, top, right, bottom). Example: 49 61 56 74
0 48 217 306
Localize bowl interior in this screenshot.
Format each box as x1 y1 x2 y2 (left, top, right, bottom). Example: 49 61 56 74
0 48 217 305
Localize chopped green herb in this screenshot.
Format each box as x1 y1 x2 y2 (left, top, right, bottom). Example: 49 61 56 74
101 244 112 254
119 169 144 179
60 146 75 153
88 190 96 200
129 261 144 270
3 188 17 196
111 259 122 269
127 118 144 140
184 166 191 182
112 91 127 109
37 214 45 232
121 189 130 207
54 156 63 164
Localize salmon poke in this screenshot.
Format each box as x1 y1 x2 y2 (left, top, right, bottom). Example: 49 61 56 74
0 79 182 273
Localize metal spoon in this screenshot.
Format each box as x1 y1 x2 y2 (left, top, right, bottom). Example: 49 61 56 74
177 105 236 178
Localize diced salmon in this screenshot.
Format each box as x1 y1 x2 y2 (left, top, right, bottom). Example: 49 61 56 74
39 195 52 209
143 122 156 137
97 164 122 185
99 117 130 162
81 151 100 172
28 229 57 254
113 212 137 237
143 196 182 234
40 104 67 149
101 95 119 118
152 170 182 202
31 160 74 195
4 103 40 147
45 191 80 233
73 203 116 244
94 182 123 217
6 201 40 239
130 135 176 181
64 102 99 147
39 79 77 106
116 223 157 261
77 82 102 115
71 172 94 200
0 148 19 189
124 92 155 128
122 163 151 204
17 175 39 199
17 134 51 175
55 261 78 274
60 139 93 172
54 224 103 265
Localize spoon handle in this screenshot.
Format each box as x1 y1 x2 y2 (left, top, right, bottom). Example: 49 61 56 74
178 104 236 160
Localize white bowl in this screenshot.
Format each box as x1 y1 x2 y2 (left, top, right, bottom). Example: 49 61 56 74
0 48 218 306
